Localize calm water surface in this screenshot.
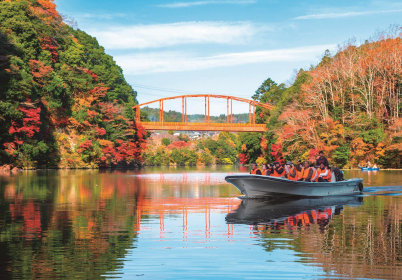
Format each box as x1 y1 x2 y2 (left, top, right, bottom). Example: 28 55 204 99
0 166 401 279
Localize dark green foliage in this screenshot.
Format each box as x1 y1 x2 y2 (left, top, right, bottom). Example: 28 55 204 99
238 132 262 163
161 138 171 146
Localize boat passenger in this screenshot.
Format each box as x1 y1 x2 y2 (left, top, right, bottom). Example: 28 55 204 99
316 162 332 182
295 159 303 180
298 161 314 182
261 164 271 176
316 151 329 168
285 161 297 181
310 164 319 182
250 163 262 175
272 162 285 177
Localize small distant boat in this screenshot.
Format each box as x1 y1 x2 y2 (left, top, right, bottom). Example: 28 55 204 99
359 166 380 171
225 175 363 198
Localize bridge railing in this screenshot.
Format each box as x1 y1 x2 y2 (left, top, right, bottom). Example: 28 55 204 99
142 122 266 127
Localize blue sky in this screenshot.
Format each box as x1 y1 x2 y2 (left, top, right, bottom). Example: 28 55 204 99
56 0 402 115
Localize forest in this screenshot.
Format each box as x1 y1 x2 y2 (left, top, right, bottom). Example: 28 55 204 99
0 0 145 169
1 1 402 169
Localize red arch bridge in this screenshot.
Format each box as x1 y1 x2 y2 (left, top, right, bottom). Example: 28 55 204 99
133 94 273 132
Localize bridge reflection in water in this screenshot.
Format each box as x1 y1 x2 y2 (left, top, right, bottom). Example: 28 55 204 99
1 170 402 279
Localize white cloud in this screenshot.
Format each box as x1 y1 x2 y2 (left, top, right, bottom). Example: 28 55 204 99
74 13 127 20
294 9 402 20
114 44 336 75
89 21 265 49
158 0 256 8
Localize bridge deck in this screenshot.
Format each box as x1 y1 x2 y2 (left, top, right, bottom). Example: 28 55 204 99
140 122 267 132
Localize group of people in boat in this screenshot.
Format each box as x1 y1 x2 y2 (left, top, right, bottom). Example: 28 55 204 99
250 151 332 182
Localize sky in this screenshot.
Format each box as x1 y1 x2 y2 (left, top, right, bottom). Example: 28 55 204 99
56 0 402 115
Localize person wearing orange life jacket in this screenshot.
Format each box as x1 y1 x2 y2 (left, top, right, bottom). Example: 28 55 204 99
310 164 319 182
298 161 314 182
295 160 303 180
261 164 271 176
316 162 332 182
284 161 298 181
272 162 285 177
250 163 262 175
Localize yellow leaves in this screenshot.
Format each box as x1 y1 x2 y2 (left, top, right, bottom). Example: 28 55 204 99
99 140 114 147
256 156 266 165
350 138 369 158
375 142 386 159
68 117 81 128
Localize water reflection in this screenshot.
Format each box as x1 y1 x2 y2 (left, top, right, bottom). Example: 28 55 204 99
0 169 402 279
226 196 363 226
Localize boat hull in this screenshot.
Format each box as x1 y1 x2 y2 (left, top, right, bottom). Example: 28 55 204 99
360 167 380 171
225 175 363 198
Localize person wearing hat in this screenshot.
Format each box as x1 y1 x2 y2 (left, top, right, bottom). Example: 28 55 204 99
285 161 297 181
272 161 285 177
250 163 262 175
316 151 329 168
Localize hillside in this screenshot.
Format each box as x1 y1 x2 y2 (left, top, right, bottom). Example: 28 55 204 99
0 0 145 169
256 29 402 168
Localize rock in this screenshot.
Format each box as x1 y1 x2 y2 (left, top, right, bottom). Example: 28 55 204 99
0 165 11 172
11 167 19 172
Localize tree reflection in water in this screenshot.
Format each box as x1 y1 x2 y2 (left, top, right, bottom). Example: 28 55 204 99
0 169 401 279
228 195 402 279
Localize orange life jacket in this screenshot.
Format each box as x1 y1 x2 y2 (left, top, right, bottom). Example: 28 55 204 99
317 167 331 181
250 168 261 175
261 169 268 175
296 170 302 180
288 167 298 181
301 167 311 180
273 167 285 177
311 168 318 182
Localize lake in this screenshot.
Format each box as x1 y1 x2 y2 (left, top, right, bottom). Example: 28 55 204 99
0 166 401 279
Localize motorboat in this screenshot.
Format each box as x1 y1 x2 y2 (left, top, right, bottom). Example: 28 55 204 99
225 196 364 225
225 175 363 198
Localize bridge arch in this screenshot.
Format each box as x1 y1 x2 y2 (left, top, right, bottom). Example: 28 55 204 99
133 94 273 132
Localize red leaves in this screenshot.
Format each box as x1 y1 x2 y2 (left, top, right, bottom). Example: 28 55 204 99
84 69 98 82
238 153 249 164
96 127 106 136
270 144 283 161
41 37 58 63
78 140 93 152
9 107 41 138
4 142 16 157
89 85 108 98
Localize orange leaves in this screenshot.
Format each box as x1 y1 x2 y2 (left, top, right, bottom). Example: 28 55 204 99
36 0 59 18
241 143 247 152
29 60 53 86
168 141 190 149
87 110 98 119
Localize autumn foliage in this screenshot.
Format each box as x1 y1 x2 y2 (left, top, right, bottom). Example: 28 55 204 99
0 0 144 169
260 26 402 168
